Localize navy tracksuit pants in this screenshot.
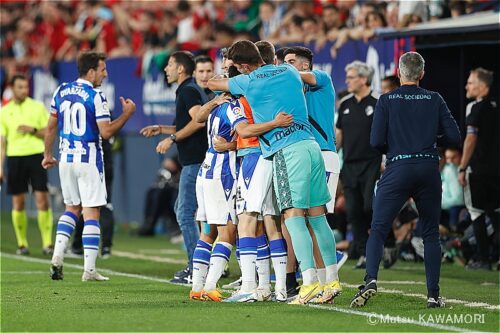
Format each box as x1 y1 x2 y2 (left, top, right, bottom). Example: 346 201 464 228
365 159 442 298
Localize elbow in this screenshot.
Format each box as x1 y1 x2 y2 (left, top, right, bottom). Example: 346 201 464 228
101 131 112 140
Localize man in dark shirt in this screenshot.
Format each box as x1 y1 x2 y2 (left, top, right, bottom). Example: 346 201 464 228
459 67 499 270
336 60 381 269
351 52 460 309
140 51 208 284
194 55 216 101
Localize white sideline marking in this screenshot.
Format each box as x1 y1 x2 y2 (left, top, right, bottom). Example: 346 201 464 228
2 252 499 311
112 250 186 264
307 305 482 333
378 280 425 285
138 249 183 255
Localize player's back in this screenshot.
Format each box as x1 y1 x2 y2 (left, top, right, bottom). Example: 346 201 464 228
305 69 336 152
51 78 110 164
245 64 314 157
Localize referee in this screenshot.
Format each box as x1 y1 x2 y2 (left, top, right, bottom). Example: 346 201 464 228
350 52 460 308
0 74 53 255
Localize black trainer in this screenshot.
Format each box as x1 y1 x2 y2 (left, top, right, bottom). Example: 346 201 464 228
354 256 366 269
170 267 192 285
50 265 64 280
383 247 398 269
350 280 377 307
174 265 189 278
101 247 112 259
427 297 445 308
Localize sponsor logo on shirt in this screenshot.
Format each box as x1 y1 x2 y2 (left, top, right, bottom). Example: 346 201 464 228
365 105 374 116
273 123 305 142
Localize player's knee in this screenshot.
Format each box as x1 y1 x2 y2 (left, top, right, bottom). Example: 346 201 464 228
12 195 25 211
34 192 49 210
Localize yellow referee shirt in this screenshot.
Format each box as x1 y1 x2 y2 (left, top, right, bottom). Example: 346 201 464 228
0 97 49 156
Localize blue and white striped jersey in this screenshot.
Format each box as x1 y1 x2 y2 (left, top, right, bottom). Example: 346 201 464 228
50 79 110 172
198 99 245 180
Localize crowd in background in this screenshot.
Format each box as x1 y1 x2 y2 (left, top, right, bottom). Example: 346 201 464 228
0 0 498 270
1 0 499 91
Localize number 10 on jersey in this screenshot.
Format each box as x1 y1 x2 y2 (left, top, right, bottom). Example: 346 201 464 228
61 100 87 136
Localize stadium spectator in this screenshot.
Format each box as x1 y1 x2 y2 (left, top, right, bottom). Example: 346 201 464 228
336 61 380 269
140 51 208 285
0 74 53 256
441 147 465 231
137 157 181 238
351 51 460 308
459 67 499 270
43 51 136 281
381 75 400 94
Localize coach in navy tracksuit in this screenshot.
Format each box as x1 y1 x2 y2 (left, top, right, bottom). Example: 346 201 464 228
350 52 461 309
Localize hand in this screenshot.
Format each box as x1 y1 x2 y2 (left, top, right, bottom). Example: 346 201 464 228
273 112 294 128
17 125 35 134
41 156 58 169
458 171 467 187
120 96 136 116
213 93 232 106
156 137 173 154
140 125 161 137
213 135 228 152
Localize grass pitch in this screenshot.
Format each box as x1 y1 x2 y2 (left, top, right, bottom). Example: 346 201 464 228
1 215 498 332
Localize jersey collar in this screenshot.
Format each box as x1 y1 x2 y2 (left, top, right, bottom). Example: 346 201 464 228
76 78 94 87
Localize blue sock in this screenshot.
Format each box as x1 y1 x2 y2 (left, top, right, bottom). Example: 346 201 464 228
284 216 314 271
308 215 337 266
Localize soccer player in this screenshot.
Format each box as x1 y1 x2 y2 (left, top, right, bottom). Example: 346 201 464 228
224 41 292 303
351 52 460 308
43 52 136 281
283 46 344 303
0 74 54 255
208 40 338 305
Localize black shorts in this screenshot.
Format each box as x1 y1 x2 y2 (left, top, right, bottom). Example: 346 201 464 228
467 172 500 212
6 154 48 194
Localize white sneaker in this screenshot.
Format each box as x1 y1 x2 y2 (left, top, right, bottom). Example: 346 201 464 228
255 286 272 302
222 277 242 289
223 290 258 302
82 271 109 282
274 289 287 302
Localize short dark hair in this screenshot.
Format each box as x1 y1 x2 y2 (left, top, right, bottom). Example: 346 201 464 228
11 74 27 86
260 0 275 10
284 46 313 70
255 40 275 65
275 47 289 64
471 67 494 88
170 51 195 76
77 52 106 77
382 75 400 89
323 4 339 12
195 55 213 66
215 23 236 37
227 40 263 65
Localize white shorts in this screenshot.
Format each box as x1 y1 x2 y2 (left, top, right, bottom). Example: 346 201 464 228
59 162 107 207
322 151 340 214
236 153 279 217
196 175 237 225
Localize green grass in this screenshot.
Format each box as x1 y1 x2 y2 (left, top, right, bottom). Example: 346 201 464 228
1 214 499 332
